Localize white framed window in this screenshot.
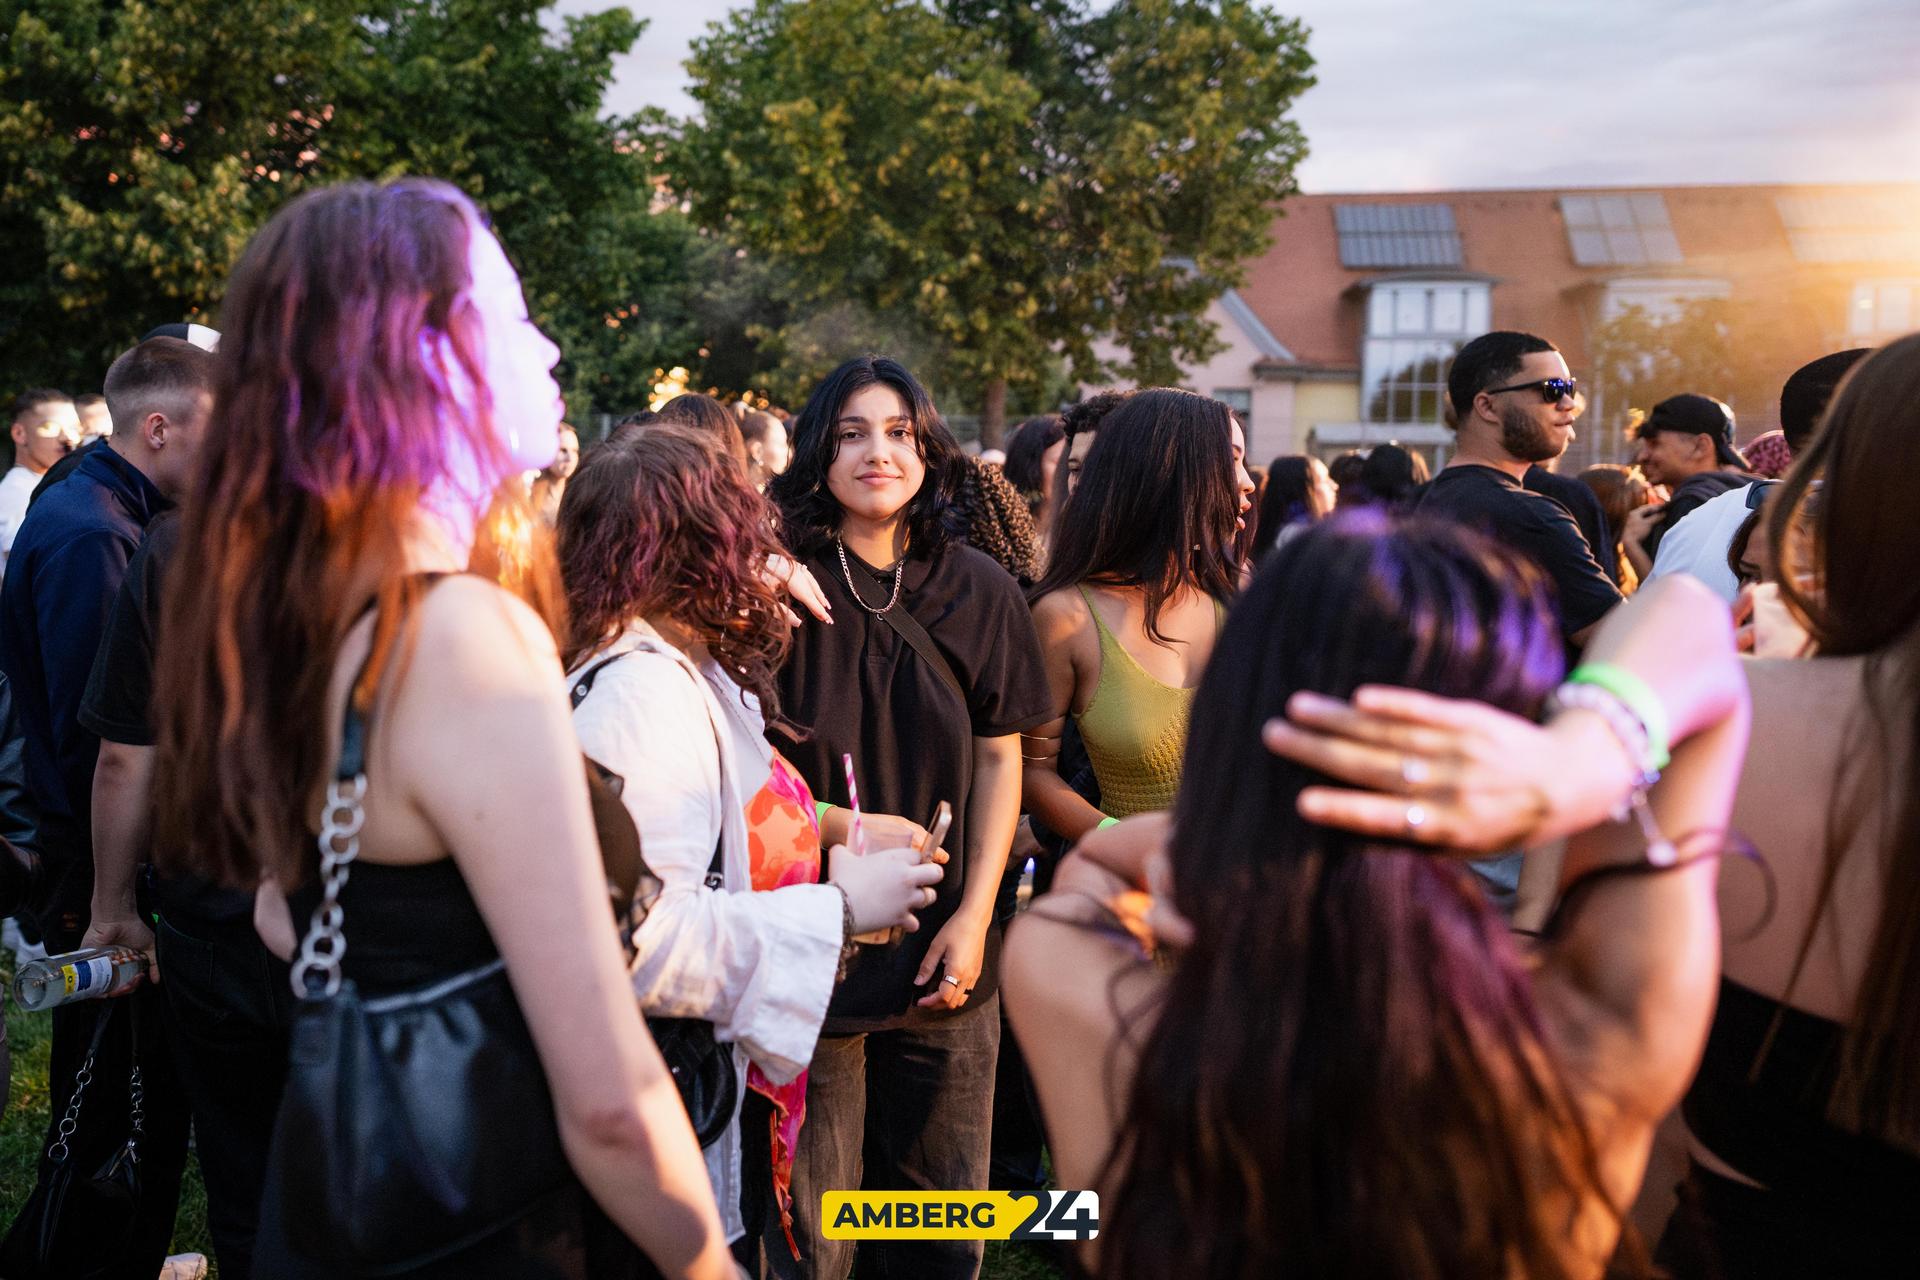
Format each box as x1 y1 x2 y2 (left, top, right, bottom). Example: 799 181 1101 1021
1850 280 1916 338
1601 276 1731 324
1213 387 1252 430
1362 281 1490 425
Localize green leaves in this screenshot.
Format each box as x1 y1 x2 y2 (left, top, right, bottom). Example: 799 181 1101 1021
0 0 693 419
669 0 1313 437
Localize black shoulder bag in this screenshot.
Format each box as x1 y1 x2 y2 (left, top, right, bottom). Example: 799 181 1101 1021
0 1000 144 1279
264 659 578 1270
570 652 737 1149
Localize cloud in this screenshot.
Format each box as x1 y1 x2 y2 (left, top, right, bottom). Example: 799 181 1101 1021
569 0 1920 191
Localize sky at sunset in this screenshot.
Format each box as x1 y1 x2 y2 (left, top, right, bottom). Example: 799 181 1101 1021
556 0 1920 193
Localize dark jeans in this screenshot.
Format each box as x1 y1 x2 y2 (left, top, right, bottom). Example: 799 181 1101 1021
153 906 293 1280
787 996 1001 1280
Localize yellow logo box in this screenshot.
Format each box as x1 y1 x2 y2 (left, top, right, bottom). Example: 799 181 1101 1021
822 1190 1099 1241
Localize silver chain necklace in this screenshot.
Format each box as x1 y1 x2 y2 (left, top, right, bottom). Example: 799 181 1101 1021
835 537 904 615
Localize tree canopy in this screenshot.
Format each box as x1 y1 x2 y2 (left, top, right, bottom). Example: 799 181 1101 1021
670 0 1315 440
0 0 694 418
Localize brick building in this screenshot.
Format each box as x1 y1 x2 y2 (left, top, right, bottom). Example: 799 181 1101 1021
1095 182 1920 472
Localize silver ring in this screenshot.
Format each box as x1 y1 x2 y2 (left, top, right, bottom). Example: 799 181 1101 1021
1404 802 1428 831
1400 756 1431 787
942 974 962 988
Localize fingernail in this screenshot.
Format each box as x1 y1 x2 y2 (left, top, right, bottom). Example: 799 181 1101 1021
1289 691 1332 715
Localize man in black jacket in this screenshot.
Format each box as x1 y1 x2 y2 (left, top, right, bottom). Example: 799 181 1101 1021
0 336 211 1276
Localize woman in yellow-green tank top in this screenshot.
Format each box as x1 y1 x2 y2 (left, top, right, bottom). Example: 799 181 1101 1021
1023 388 1256 839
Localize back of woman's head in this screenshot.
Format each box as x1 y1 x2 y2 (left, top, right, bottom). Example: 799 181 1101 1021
1251 455 1319 560
153 178 557 890
1768 331 1920 1154
1102 513 1607 1280
658 393 750 467
1003 414 1064 500
1578 463 1648 543
1357 443 1429 506
556 428 789 714
1031 388 1240 636
769 354 965 559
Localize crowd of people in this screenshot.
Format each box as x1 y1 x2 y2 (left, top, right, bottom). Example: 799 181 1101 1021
0 175 1910 1280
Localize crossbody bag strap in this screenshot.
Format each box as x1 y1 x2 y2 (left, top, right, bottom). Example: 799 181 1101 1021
572 645 727 891
288 628 382 1000
877 603 968 708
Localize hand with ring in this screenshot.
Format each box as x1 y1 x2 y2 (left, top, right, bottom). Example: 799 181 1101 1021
1260 686 1638 853
914 909 989 1009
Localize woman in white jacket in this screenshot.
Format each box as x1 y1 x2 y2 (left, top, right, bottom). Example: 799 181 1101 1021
557 427 944 1271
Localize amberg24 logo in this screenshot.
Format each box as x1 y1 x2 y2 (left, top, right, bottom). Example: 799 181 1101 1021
822 1190 1100 1241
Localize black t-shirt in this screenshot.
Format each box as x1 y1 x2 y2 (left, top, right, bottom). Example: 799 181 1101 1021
1524 465 1616 585
1414 465 1623 642
78 511 251 922
775 540 1052 1032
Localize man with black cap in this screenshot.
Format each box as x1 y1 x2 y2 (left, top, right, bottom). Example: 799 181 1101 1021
1621 393 1754 573
1646 350 1872 603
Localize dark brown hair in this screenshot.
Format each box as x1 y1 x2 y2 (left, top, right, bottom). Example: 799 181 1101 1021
1030 388 1240 643
658 392 750 467
1768 331 1920 1151
1101 512 1619 1280
557 429 790 717
151 179 561 889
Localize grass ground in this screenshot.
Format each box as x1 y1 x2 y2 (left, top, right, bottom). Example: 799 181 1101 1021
0 957 1055 1280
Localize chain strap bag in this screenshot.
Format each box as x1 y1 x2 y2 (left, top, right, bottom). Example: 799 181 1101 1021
263 666 575 1271
0 1000 145 1279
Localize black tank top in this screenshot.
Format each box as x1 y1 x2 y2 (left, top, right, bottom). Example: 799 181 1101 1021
1678 977 1920 1263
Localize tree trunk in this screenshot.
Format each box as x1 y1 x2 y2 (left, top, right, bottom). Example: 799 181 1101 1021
980 378 1008 449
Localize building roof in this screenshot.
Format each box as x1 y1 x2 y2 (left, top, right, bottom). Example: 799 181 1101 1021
1241 182 1920 372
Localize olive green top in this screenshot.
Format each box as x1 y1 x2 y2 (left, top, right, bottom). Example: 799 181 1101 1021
1074 585 1221 818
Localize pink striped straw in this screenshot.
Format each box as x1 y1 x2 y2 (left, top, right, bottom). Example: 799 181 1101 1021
842 752 869 857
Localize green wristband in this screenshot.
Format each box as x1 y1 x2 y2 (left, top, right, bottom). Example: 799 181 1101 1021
1096 816 1121 831
1566 663 1671 769
815 800 834 827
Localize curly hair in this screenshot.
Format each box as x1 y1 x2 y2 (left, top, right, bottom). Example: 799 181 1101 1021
556 428 791 718
958 457 1042 584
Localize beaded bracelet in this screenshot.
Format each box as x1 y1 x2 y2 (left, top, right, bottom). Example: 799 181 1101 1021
1566 662 1671 769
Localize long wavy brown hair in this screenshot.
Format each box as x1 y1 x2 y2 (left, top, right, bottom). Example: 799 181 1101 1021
1100 514 1625 1280
1768 331 1920 1152
556 427 790 717
151 178 561 890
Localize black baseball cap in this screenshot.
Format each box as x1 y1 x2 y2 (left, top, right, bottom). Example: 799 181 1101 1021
141 322 220 351
1641 393 1746 470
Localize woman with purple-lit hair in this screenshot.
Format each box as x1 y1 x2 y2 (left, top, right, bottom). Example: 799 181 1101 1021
151 178 736 1279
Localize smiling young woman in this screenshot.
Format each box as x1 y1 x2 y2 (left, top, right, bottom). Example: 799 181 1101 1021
765 355 1053 1280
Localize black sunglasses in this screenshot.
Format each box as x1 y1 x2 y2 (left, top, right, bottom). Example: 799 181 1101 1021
1484 377 1578 404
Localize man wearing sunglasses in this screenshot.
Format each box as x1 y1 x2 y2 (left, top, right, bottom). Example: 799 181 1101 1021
1417 330 1622 650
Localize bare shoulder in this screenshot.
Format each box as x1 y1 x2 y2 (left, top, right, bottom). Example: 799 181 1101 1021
412 576 561 680
1004 901 1165 1191
1030 587 1097 668
1005 904 1150 1042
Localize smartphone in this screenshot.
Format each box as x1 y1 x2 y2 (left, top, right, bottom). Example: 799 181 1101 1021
853 801 954 947
920 801 953 864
